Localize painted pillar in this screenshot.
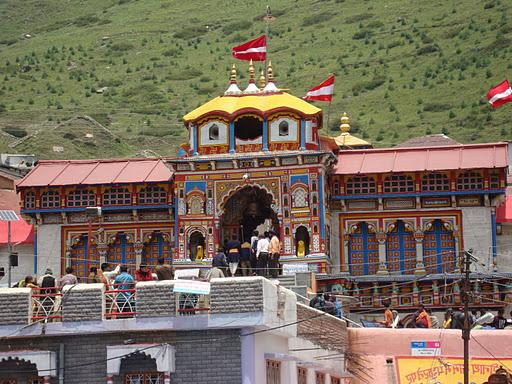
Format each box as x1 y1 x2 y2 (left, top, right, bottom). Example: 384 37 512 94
300 119 306 150
98 243 108 264
33 225 37 274
229 121 235 154
376 231 388 274
134 241 144 266
318 174 325 239
262 119 269 152
343 236 350 273
491 207 497 270
192 124 198 156
414 230 426 275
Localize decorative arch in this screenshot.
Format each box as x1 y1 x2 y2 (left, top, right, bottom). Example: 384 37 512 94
187 194 204 215
0 350 57 378
294 225 310 257
106 344 175 376
348 221 379 276
386 220 416 274
291 186 308 208
218 182 278 215
423 219 456 274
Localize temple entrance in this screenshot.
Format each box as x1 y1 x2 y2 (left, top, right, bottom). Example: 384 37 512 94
220 186 279 244
295 225 310 257
188 231 205 261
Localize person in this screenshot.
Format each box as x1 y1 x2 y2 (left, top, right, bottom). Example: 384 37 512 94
135 263 153 281
382 302 394 328
98 263 121 288
250 230 259 273
155 257 174 280
492 308 507 329
206 265 225 281
38 268 56 291
212 247 228 275
323 293 336 316
240 241 252 276
309 292 325 311
88 266 101 283
415 305 431 328
256 233 270 276
113 265 135 317
331 295 343 319
451 308 466 330
59 267 78 287
443 308 453 329
268 231 281 278
23 275 38 289
38 268 58 319
226 237 241 276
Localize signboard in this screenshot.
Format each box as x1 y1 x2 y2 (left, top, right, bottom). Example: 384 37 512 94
396 356 512 384
173 280 210 295
411 341 441 356
282 263 309 275
174 268 200 279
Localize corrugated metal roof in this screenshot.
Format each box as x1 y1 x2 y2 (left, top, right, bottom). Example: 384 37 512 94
335 143 509 174
17 159 173 187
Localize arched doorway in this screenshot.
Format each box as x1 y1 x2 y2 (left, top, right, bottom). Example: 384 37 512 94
188 231 205 261
295 225 310 257
220 186 279 243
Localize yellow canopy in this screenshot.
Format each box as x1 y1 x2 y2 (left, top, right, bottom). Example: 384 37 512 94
183 92 322 123
334 132 371 148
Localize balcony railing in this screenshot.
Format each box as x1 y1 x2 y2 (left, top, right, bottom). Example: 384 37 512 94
31 288 63 322
177 293 210 316
105 283 136 319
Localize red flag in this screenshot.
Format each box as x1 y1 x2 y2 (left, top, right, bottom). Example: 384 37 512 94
303 75 335 102
231 35 266 61
487 80 512 108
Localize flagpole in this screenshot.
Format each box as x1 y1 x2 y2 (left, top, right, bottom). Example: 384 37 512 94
327 101 333 135
263 5 275 70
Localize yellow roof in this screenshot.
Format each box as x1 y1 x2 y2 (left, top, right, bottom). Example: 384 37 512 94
183 92 322 122
334 132 371 148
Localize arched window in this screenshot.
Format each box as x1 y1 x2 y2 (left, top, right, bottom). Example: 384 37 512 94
24 191 35 209
383 175 414 193
209 123 219 140
41 190 60 208
103 187 131 206
346 175 376 195
138 185 167 205
278 121 289 136
423 220 456 274
421 173 450 192
386 221 416 274
292 187 308 208
188 196 204 214
457 171 483 190
67 189 95 207
349 222 379 276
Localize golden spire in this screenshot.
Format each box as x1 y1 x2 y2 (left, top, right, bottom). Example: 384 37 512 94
267 60 274 82
340 112 350 133
248 59 255 83
258 70 266 89
230 63 237 83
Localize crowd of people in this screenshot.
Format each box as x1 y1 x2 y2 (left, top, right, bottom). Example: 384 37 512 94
308 292 344 319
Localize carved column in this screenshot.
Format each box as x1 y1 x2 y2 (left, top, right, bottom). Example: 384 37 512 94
412 281 420 306
413 230 426 275
376 231 388 275
342 234 350 273
134 241 144 266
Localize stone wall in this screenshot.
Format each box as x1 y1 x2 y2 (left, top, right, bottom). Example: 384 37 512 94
210 277 265 314
0 287 31 325
136 280 176 318
62 283 104 321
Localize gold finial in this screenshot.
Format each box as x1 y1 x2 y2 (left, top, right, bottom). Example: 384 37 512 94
340 112 350 133
230 63 237 83
258 70 266 89
267 60 274 81
249 59 255 83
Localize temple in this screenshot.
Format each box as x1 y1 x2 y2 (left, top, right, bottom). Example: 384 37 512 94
14 61 511 317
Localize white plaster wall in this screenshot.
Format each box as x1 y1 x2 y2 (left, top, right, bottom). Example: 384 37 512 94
461 207 493 272
330 212 341 273
305 120 314 143
36 224 62 277
199 121 228 145
497 223 512 272
0 243 34 286
270 118 298 143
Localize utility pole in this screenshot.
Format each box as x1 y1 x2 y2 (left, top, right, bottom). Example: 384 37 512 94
462 249 472 384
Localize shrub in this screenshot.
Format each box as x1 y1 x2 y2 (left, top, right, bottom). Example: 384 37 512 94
353 29 372 40
174 26 207 40
417 45 438 55
2 126 27 138
222 20 252 35
74 15 100 27
423 103 451 112
303 12 335 26
110 42 134 52
166 68 202 80
345 13 374 24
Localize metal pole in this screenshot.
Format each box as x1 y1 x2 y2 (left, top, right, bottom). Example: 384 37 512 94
87 219 92 267
462 249 472 384
327 100 333 134
7 221 12 288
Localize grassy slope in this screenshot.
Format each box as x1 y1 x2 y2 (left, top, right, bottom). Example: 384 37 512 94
0 0 510 159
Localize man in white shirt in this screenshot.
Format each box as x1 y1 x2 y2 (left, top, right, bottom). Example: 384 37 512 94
256 232 270 277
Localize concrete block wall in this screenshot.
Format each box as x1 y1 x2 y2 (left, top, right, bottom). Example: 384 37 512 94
62 283 104 321
210 277 265 313
135 280 176 318
0 287 31 325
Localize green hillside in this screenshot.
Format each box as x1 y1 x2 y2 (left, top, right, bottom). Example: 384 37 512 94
0 0 511 159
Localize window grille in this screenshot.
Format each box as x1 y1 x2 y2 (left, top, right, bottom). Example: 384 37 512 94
124 373 164 384
138 185 167 205
421 173 450 192
24 191 36 209
346 175 376 195
383 175 414 193
103 187 131 206
266 360 281 384
67 189 95 207
457 171 483 190
41 190 60 208
490 173 500 189
292 187 308 208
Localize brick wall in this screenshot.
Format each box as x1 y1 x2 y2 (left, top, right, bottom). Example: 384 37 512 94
136 281 176 317
0 329 242 384
0 287 31 325
210 277 265 314
62 283 104 321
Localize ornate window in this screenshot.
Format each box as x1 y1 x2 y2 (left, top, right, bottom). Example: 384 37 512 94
188 196 204 214
349 222 379 276
278 121 289 136
421 173 450 192
490 173 500 189
138 185 167 205
124 373 164 384
41 190 61 208
297 367 307 384
457 171 483 190
292 187 308 208
24 191 36 209
208 123 219 140
315 372 325 384
383 175 414 193
103 187 131 206
67 189 95 207
266 360 281 384
346 175 376 195
386 221 416 274
423 220 456 274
